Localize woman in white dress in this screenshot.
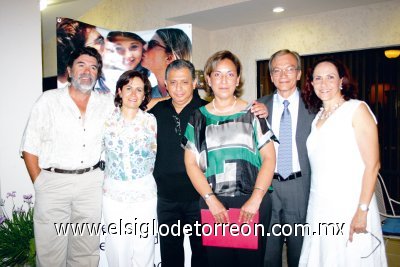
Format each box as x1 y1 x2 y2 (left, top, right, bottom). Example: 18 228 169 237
299 58 387 266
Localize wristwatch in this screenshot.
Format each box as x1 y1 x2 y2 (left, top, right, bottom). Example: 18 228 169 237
203 192 215 201
359 203 369 212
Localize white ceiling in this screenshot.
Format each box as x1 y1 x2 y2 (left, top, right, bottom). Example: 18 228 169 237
41 0 392 42
168 0 391 30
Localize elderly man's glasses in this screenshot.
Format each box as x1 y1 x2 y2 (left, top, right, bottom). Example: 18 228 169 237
271 66 299 77
147 40 169 51
172 115 181 136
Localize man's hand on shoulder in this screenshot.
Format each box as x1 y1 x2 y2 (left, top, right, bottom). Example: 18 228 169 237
251 100 269 118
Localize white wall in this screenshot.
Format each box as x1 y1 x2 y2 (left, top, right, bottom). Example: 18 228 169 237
0 1 42 209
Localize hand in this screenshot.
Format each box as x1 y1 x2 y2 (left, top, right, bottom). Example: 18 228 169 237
251 101 268 118
348 208 368 242
207 197 230 224
239 197 261 223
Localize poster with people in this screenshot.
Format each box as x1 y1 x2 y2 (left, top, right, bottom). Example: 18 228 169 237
56 18 193 267
56 17 192 98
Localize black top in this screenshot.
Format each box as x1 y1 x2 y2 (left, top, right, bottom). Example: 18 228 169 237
150 90 208 201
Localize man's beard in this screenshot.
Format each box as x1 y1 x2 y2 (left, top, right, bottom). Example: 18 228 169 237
71 74 96 93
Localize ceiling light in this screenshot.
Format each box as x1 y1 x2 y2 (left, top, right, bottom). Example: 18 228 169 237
273 7 285 13
40 0 48 11
384 50 400 59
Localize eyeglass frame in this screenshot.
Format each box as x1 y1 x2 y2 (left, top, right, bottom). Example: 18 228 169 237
345 231 382 259
270 66 300 77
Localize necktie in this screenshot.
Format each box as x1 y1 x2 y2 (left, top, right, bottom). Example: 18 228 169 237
277 100 292 179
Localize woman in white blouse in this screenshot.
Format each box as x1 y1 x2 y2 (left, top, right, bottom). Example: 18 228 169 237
102 70 157 266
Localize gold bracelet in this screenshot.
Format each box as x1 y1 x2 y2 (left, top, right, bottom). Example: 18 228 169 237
254 187 266 193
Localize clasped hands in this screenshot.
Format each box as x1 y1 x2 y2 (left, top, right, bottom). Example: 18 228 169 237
207 197 260 224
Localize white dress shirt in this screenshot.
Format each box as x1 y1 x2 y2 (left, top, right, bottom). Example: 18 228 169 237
20 86 114 169
271 89 301 173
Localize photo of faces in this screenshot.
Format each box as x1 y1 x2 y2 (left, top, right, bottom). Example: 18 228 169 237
56 17 192 96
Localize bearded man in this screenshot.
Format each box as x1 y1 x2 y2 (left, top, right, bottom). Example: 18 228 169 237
20 47 114 267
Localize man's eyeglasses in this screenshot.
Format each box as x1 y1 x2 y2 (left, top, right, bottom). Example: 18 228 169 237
172 115 181 136
271 66 299 77
147 40 169 51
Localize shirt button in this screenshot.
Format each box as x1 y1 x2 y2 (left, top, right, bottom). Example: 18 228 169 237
83 144 85 147
79 116 81 119
84 128 86 131
81 161 83 163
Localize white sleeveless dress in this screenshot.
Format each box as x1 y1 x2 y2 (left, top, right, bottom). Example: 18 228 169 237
299 100 387 267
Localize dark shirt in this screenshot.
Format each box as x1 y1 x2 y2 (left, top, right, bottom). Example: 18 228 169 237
150 90 208 201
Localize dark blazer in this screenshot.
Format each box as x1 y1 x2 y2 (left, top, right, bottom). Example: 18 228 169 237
258 89 315 206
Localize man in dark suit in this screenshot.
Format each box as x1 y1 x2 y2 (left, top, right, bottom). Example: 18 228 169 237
259 49 315 267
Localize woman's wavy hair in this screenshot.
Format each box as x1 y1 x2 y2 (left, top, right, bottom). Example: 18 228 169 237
203 50 244 97
302 57 357 113
114 70 152 110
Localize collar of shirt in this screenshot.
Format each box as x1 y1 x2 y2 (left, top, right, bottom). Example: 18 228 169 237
275 89 300 110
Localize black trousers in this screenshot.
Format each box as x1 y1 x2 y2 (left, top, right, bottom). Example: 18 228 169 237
157 197 208 267
200 193 272 267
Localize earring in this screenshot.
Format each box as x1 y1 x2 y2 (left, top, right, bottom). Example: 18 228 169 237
340 86 343 90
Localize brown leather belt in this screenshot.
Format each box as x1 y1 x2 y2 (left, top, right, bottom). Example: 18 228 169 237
43 161 104 174
273 171 302 182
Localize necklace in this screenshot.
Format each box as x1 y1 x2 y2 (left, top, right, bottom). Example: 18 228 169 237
212 96 237 114
319 98 345 120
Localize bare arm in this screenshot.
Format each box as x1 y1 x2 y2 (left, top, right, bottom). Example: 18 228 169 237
239 141 276 223
184 149 230 223
22 151 41 183
349 103 380 241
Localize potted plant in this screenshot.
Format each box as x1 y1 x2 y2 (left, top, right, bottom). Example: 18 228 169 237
0 192 35 266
